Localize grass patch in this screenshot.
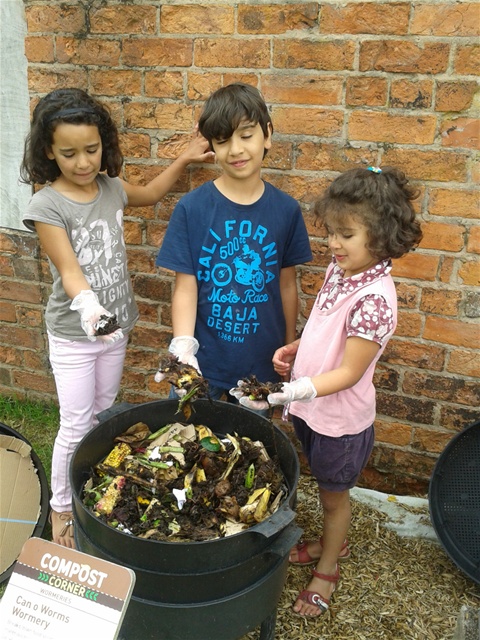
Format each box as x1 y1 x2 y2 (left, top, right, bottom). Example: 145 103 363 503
0 395 58 481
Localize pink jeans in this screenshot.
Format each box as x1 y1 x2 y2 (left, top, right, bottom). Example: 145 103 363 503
47 332 128 512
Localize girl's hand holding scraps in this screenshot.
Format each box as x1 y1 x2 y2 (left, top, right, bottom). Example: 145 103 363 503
70 290 124 344
267 377 317 405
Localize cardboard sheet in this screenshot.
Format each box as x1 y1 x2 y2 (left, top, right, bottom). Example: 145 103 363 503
0 435 41 576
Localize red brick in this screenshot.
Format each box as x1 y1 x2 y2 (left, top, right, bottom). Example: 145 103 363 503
145 71 184 99
360 40 450 74
395 310 422 337
411 3 480 37
458 258 480 285
0 280 42 304
439 256 455 284
404 371 479 407
263 142 293 171
349 111 436 144
273 39 355 71
123 38 192 67
0 302 16 322
90 70 142 97
118 132 151 159
346 76 388 107
195 38 270 68
90 6 156 34
186 73 223 101
124 102 194 130
162 5 234 34
435 81 478 112
391 253 439 281
424 316 479 348
420 288 461 316
13 370 56 394
375 420 412 447
467 226 480 254
440 117 480 149
26 5 84 32
238 4 317 34
419 221 465 252
296 143 377 173
382 148 468 182
24 36 54 63
321 3 410 35
395 282 420 309
448 349 480 378
390 79 433 109
383 339 445 371
455 45 480 75
272 107 343 137
262 75 342 105
428 188 479 219
56 37 121 65
28 67 87 93
412 428 454 455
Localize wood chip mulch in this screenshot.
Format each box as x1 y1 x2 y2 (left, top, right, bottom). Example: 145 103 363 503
243 474 479 640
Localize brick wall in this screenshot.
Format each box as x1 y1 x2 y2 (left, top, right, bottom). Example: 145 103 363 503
1 1 478 494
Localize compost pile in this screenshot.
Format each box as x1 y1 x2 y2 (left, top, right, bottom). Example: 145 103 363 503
82 420 287 542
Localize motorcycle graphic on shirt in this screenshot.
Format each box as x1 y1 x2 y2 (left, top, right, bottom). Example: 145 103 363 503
199 221 278 343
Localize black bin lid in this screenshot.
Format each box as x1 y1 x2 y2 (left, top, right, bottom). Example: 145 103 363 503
429 419 480 585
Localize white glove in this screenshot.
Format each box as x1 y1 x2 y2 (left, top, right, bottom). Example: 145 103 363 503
266 377 317 406
169 336 201 372
229 380 270 411
154 336 201 387
70 290 124 344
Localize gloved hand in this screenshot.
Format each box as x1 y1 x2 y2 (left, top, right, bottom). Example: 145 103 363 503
229 380 270 412
169 336 201 371
70 290 124 344
154 336 201 389
267 377 317 405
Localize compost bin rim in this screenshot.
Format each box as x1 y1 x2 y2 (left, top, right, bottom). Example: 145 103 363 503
428 418 480 585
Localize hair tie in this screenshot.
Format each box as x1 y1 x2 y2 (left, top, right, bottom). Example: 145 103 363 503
367 166 382 173
45 107 97 124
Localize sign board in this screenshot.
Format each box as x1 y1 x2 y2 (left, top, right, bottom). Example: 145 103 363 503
0 537 135 639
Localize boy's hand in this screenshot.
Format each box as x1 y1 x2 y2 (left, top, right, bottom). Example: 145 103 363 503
169 336 201 372
70 290 124 343
267 377 317 405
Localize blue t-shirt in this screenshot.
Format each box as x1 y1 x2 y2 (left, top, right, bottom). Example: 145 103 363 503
156 181 312 388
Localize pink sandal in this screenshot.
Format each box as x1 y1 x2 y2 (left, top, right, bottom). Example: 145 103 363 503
289 536 350 566
294 565 340 616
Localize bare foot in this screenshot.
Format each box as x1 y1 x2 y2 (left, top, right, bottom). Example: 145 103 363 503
50 510 75 549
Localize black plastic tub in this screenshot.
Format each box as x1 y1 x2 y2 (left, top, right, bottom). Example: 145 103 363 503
70 400 302 639
429 418 480 585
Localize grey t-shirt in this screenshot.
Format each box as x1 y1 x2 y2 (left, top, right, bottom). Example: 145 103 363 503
23 174 139 340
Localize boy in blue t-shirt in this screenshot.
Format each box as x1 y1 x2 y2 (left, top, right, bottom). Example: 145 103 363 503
156 83 312 400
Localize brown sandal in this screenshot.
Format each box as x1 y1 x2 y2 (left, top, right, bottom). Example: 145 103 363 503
295 565 340 616
49 510 75 548
289 536 350 566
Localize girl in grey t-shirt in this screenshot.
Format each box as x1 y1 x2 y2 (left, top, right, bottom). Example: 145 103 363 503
21 88 213 548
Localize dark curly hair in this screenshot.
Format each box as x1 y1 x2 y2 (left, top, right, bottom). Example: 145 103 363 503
198 83 272 156
20 88 123 185
314 166 423 260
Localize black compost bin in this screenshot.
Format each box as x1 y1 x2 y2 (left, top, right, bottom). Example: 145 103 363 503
0 422 50 583
70 400 302 640
429 418 480 585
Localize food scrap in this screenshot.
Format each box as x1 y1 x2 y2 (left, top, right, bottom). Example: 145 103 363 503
237 375 283 402
82 421 287 542
157 354 210 418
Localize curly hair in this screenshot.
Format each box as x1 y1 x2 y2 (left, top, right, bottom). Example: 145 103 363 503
314 166 423 260
198 83 272 156
20 88 123 185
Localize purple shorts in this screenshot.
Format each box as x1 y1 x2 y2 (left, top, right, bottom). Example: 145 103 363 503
292 415 374 492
